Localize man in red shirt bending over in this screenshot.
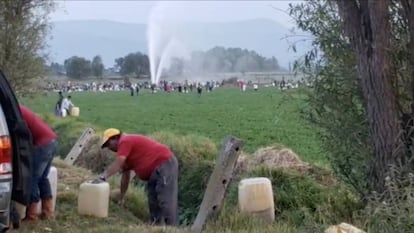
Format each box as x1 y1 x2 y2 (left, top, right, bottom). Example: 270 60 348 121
19 105 57 222
97 128 179 226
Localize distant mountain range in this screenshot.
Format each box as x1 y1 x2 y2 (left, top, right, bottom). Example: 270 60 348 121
47 19 311 69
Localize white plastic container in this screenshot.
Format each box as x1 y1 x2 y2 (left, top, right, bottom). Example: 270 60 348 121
35 166 58 214
14 202 26 220
71 107 79 117
77 181 110 218
325 223 366 233
238 177 275 222
48 166 58 211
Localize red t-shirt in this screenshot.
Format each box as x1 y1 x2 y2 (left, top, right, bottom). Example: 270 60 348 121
19 105 56 147
118 134 172 180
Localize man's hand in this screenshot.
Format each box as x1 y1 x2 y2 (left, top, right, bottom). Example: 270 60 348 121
91 174 106 184
91 178 103 184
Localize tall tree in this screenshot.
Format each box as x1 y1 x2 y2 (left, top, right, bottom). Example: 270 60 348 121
289 1 371 198
115 52 149 78
336 0 405 192
187 46 280 73
0 0 55 92
91 55 104 78
289 0 414 199
64 56 92 79
48 62 65 75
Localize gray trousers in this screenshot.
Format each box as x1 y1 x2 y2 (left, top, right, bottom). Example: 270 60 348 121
146 155 179 226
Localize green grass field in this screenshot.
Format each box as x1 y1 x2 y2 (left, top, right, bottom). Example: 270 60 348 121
22 87 328 165
15 87 359 233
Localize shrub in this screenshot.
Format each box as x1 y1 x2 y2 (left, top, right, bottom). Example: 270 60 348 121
178 160 214 225
73 136 115 174
149 131 218 162
364 169 414 233
248 166 359 227
117 186 150 221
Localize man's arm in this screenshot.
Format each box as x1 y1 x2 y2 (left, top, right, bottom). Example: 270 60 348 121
100 156 126 180
119 170 131 201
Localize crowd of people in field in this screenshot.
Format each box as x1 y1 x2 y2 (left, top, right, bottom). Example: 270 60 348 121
45 79 226 93
45 77 306 96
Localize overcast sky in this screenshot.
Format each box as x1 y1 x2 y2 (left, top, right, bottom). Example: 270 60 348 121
51 1 301 27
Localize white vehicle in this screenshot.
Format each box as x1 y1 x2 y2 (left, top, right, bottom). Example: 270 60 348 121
0 70 33 231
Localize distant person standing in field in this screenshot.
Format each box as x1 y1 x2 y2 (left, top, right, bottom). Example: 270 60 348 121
151 84 156 93
130 86 134 96
135 85 140 96
96 128 179 226
197 84 202 97
55 91 63 116
208 82 213 92
280 77 286 90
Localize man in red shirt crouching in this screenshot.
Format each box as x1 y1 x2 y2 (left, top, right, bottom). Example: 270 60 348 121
19 105 57 222
97 128 179 226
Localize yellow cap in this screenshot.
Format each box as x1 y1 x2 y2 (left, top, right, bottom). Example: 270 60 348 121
101 128 121 148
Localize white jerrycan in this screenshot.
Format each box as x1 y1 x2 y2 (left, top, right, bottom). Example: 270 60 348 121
238 177 275 222
77 180 110 218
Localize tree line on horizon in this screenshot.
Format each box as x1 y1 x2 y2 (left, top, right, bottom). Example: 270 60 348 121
48 46 283 80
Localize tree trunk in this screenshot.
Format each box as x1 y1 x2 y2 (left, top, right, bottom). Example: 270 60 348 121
337 0 406 193
401 0 414 114
191 135 243 233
